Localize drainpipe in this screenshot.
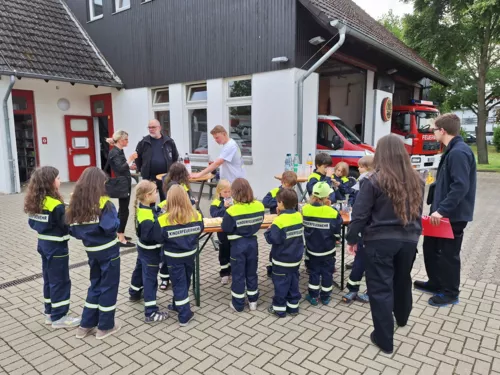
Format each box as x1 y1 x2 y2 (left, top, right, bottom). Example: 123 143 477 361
296 20 346 162
3 75 17 193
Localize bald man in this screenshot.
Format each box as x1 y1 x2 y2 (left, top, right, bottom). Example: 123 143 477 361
135 119 179 201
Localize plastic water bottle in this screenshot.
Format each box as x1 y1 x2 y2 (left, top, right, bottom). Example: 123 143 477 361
284 154 292 172
184 153 192 174
306 153 313 175
293 154 300 173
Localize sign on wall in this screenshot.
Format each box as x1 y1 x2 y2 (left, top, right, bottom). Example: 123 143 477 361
381 98 393 122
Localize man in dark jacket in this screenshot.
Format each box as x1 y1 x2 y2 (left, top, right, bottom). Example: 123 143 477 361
135 119 179 201
414 113 477 307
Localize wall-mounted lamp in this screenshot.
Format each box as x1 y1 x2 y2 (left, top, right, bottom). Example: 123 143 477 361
271 56 289 63
309 36 326 45
386 68 398 75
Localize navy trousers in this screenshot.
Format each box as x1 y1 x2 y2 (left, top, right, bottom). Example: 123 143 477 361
272 267 301 317
129 256 143 297
307 253 335 300
39 246 71 321
230 237 259 311
159 251 170 281
81 245 120 331
365 239 417 353
168 259 194 324
138 247 162 317
347 241 366 293
218 237 231 277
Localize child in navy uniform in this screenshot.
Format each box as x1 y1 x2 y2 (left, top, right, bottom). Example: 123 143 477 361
222 178 265 312
342 155 374 304
25 166 81 329
155 185 204 326
264 189 304 317
262 171 298 214
302 182 343 305
210 179 232 284
306 153 337 203
68 167 121 340
332 161 357 202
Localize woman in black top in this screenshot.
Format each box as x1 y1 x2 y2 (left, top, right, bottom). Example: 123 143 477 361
108 130 137 247
347 134 424 354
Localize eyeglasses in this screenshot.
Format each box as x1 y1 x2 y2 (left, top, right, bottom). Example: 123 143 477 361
148 126 160 130
431 127 441 133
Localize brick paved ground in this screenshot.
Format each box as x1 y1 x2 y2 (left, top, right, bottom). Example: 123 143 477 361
0 173 499 375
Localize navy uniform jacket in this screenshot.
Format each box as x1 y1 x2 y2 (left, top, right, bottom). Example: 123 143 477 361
210 198 229 242
333 175 356 201
136 203 162 250
28 196 69 251
302 203 342 257
306 170 337 202
154 212 204 264
159 181 196 208
221 201 265 241
69 197 120 250
262 187 281 214
264 210 304 271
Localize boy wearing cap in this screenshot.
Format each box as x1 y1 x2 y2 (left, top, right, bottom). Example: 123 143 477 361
302 182 343 305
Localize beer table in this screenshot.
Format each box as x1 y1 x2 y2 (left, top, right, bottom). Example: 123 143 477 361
274 174 309 202
192 211 351 307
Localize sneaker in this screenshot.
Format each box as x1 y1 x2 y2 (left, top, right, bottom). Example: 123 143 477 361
249 302 257 311
428 293 459 307
321 297 331 305
268 305 285 318
119 241 136 248
287 311 299 317
346 261 354 270
370 331 393 354
75 326 95 339
342 291 358 303
51 315 81 329
305 294 318 306
145 311 168 323
125 236 133 241
129 292 143 302
221 276 229 285
414 280 439 294
44 314 52 325
229 301 242 312
179 312 194 327
356 293 370 303
167 304 179 313
96 323 122 340
159 280 170 291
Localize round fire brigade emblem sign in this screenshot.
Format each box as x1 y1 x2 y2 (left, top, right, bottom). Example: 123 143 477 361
381 97 393 122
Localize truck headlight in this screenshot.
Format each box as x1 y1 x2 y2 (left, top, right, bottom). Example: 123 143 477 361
411 157 421 163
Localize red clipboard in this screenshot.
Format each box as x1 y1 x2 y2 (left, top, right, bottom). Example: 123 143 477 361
422 216 454 239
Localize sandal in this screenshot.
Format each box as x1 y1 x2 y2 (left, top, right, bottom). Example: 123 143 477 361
159 279 169 290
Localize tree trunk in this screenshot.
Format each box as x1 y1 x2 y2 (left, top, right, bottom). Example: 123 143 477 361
476 25 490 165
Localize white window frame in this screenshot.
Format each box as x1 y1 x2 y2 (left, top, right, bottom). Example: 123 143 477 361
88 0 103 21
152 87 170 106
225 77 253 161
150 86 171 136
185 83 208 161
114 0 131 13
141 0 153 3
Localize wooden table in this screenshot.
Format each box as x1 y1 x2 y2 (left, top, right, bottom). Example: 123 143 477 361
274 174 309 202
156 173 214 213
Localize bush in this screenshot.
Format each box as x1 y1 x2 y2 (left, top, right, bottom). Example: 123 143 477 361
494 127 500 152
460 128 468 140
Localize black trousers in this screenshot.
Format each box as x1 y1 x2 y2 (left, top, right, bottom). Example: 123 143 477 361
155 179 166 202
365 239 417 353
118 195 130 234
423 221 467 298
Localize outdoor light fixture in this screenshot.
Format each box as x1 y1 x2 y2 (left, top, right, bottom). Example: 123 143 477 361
57 98 70 111
386 68 398 75
309 36 326 45
271 56 289 63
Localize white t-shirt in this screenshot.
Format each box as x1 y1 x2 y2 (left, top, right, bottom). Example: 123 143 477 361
219 138 245 183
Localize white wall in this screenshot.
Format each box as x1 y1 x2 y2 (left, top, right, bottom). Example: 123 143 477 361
372 89 393 146
329 74 364 130
0 77 17 193
297 69 319 168
364 71 375 145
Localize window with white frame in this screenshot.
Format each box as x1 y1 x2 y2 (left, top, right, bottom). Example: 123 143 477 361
227 78 252 157
186 84 208 154
114 0 130 12
152 87 171 136
88 0 103 21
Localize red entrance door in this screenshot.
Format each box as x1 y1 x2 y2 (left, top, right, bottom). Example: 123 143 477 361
64 116 96 181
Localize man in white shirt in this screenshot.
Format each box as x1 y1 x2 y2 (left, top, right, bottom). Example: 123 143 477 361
191 125 245 183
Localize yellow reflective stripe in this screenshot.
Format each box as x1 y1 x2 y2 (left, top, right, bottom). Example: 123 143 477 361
38 234 70 242
85 302 98 309
226 201 265 216
308 284 320 290
270 187 280 198
44 298 51 303
247 289 258 296
347 279 362 286
220 264 230 270
137 207 155 224
341 176 349 183
307 248 336 257
308 172 321 182
130 285 143 291
272 212 303 229
137 241 162 250
43 196 63 212
302 204 339 219
53 254 69 258
228 234 256 240
272 259 301 267
158 200 167 209
211 199 221 206
231 291 245 299
52 300 70 308
145 301 157 307
99 196 111 209
286 302 299 309
321 286 333 292
99 305 116 312
175 297 189 306
164 248 197 258
85 239 119 252
158 273 169 278
273 305 286 312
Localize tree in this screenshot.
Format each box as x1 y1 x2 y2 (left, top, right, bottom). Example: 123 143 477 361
378 10 407 42
403 0 500 164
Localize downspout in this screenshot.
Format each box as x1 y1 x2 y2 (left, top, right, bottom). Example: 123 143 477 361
3 75 17 193
296 20 346 162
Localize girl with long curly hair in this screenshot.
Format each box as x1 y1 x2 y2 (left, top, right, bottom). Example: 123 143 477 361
25 166 81 329
67 167 121 340
346 134 424 355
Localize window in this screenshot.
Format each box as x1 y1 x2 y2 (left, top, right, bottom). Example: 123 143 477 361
185 83 208 154
334 120 362 145
226 78 252 156
416 111 439 133
89 0 103 21
153 88 169 104
155 111 171 137
187 84 208 102
152 87 170 136
114 0 130 12
393 111 411 133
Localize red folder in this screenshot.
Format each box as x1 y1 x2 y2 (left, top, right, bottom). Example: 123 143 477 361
421 216 454 239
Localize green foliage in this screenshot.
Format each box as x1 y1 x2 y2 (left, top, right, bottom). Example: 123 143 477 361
494 127 500 152
378 10 406 42
460 128 468 140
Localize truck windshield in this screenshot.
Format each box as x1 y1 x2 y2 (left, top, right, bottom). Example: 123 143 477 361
417 111 440 133
335 120 363 145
